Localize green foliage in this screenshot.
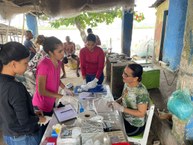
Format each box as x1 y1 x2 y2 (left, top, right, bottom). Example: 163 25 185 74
50 9 122 29
44 9 145 42
50 17 76 28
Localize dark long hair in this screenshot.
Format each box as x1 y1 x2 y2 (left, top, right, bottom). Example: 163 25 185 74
42 36 62 54
0 42 30 73
36 35 46 45
128 63 143 82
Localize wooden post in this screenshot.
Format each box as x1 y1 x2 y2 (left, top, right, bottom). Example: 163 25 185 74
21 13 25 43
5 20 11 42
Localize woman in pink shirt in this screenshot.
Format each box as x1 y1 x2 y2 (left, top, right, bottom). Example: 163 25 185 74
32 36 72 136
79 34 105 90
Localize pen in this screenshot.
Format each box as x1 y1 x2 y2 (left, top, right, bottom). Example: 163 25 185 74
60 109 72 113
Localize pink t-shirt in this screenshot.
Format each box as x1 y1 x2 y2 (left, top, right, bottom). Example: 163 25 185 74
32 57 61 112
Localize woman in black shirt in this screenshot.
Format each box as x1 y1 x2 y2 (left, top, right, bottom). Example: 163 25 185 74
0 42 46 145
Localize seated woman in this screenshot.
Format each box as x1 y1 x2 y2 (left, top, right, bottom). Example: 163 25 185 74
108 63 150 136
62 36 80 78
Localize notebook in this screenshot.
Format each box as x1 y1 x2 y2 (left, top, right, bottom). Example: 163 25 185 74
54 104 77 123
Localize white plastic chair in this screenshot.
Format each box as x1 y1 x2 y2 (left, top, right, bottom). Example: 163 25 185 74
127 105 155 145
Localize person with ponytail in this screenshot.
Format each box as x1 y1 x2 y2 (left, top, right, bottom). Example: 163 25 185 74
107 63 150 136
0 42 46 145
32 36 73 136
79 34 105 91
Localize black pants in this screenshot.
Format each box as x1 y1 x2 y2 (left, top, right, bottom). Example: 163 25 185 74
124 119 145 136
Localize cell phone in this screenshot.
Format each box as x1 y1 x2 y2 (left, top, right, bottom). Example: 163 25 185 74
65 83 73 89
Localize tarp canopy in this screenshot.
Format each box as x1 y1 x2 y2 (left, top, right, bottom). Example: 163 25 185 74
0 0 134 19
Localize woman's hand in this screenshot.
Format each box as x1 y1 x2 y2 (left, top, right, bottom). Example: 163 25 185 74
56 94 63 99
107 101 124 112
35 110 43 117
38 116 52 126
115 97 122 104
39 116 46 123
82 79 86 85
64 88 74 96
87 78 98 89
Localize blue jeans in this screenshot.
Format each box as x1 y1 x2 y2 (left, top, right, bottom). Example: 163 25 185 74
3 132 41 145
86 73 104 84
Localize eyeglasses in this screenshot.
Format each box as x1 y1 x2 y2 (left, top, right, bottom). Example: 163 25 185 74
123 71 133 78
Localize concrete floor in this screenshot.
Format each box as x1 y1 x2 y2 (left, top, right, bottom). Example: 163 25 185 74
0 64 178 145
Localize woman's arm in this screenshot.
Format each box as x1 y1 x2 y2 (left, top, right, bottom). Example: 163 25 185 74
109 101 147 118
9 85 39 126
38 75 62 99
79 49 86 79
115 96 123 104
95 49 105 79
123 103 148 118
60 80 65 89
60 80 74 96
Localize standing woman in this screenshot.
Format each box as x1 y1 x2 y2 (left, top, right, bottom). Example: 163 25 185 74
108 63 150 136
79 34 105 90
32 36 73 135
0 42 46 145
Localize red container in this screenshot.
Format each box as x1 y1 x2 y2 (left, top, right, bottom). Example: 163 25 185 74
112 142 131 145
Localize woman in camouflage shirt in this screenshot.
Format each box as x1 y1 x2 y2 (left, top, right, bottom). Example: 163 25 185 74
108 63 150 136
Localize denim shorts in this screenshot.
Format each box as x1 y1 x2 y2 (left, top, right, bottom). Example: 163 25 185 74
3 131 41 145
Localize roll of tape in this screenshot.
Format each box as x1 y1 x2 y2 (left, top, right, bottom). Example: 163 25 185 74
78 110 96 120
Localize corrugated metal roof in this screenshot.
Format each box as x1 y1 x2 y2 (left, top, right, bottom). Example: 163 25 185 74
0 0 134 19
150 0 165 8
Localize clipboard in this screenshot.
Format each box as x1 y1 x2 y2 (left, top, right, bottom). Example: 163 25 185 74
54 104 77 123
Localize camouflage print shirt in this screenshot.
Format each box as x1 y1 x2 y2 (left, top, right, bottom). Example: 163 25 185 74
122 83 150 127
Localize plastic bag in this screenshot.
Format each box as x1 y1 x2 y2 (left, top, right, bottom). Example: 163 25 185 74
167 89 193 120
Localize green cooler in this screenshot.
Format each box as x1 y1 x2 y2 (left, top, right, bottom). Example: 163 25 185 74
142 68 160 89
